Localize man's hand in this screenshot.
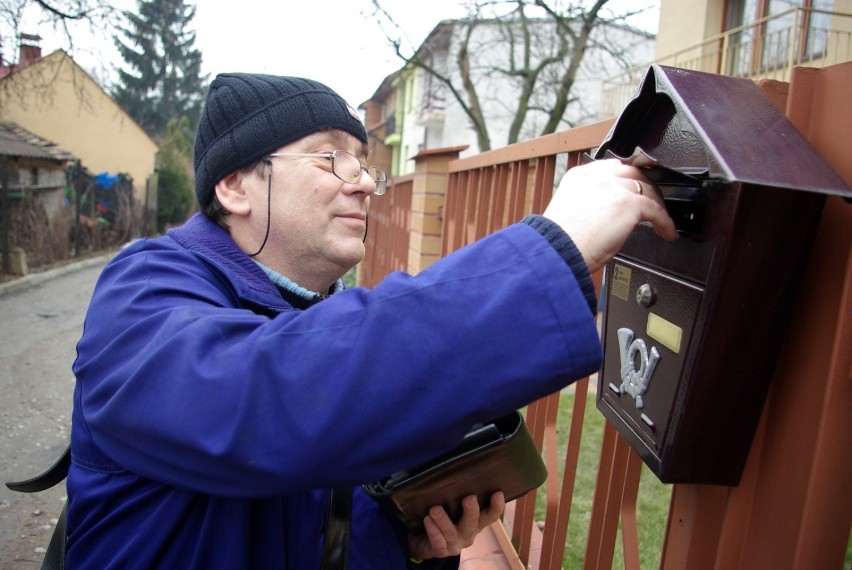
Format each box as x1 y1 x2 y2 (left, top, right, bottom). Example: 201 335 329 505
543 159 678 273
408 492 505 561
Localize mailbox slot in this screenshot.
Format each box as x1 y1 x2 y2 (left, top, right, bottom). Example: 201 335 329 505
646 167 711 236
661 186 706 235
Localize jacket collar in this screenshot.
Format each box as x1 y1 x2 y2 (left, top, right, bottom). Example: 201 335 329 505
167 213 290 312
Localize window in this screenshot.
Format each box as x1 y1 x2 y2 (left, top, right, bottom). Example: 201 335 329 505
725 0 834 75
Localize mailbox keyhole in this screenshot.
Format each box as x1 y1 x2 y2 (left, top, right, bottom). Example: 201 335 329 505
636 284 655 307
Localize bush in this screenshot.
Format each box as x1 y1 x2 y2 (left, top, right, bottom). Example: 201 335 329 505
156 117 195 232
156 160 193 232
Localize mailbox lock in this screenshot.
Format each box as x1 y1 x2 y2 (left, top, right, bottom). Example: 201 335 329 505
636 283 656 307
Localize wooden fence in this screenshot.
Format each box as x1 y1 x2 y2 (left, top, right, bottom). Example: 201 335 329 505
360 63 851 569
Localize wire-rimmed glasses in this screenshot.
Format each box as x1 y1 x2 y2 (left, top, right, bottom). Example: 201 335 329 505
268 150 387 195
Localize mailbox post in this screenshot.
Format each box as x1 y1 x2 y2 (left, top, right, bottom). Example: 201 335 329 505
595 65 852 485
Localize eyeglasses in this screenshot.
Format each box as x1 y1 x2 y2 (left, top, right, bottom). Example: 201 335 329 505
267 150 387 195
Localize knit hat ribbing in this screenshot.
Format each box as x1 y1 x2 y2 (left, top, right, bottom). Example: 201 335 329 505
193 73 368 208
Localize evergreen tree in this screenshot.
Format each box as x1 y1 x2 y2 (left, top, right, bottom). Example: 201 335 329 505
113 0 206 140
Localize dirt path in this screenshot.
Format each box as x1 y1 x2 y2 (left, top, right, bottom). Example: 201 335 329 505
0 258 107 568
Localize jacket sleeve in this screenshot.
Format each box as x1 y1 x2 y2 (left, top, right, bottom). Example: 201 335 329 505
73 222 602 496
522 214 597 316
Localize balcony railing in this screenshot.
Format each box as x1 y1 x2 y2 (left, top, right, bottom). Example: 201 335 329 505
599 7 852 119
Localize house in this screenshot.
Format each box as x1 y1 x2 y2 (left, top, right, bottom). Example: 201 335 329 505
600 0 852 116
0 122 75 272
360 71 399 175
0 39 159 216
361 17 655 176
656 0 852 73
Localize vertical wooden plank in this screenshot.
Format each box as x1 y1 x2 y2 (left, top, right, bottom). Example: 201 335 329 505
447 170 468 254
514 398 549 562
530 155 556 214
533 393 561 566
473 167 491 241
441 172 460 256
508 161 529 221
530 156 548 215
487 166 507 235
395 182 412 272
660 484 729 570
538 377 589 570
713 63 852 570
464 169 481 246
619 451 643 570
585 422 627 570
514 398 552 566
789 197 852 569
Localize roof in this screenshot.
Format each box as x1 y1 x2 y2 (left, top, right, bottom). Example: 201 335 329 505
0 50 159 150
0 122 76 162
596 64 851 197
362 69 401 107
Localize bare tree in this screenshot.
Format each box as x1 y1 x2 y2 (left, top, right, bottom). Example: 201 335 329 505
370 0 656 151
1 0 116 65
0 0 117 107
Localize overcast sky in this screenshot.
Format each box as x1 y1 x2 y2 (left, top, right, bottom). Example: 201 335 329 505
22 0 658 108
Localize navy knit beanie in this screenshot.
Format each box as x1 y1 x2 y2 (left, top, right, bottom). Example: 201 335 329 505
194 73 368 208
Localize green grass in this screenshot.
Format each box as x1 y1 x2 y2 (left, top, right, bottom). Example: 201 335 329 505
846 531 852 570
533 388 672 569
343 267 357 288
530 389 852 569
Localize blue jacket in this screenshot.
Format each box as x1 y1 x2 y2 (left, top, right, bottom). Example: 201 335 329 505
67 213 602 568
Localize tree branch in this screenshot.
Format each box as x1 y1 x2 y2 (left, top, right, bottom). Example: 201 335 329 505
31 0 92 20
368 0 652 150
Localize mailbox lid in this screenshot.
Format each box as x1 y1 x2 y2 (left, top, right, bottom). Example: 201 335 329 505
596 64 852 198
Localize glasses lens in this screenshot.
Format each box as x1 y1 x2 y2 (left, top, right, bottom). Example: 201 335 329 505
368 166 387 195
332 151 362 184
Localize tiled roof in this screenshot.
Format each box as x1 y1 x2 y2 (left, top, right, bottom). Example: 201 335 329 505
0 122 76 162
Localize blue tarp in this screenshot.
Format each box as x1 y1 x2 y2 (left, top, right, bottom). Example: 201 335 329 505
95 172 120 190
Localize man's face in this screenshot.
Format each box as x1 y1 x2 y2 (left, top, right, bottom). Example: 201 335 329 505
246 130 375 291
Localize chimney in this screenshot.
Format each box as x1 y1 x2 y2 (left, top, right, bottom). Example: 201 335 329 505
19 33 42 65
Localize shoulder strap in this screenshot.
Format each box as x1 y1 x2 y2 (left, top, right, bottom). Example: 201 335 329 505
6 444 71 493
41 501 67 570
5 444 71 570
320 486 352 570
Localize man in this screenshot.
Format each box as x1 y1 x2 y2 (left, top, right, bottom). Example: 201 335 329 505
67 73 675 568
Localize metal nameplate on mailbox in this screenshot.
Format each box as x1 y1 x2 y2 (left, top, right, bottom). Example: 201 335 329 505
600 259 701 453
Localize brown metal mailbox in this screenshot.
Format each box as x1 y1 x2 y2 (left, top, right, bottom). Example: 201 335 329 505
594 64 852 485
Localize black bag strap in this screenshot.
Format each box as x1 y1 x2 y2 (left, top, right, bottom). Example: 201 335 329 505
6 444 71 570
6 444 71 493
41 501 67 570
320 486 352 570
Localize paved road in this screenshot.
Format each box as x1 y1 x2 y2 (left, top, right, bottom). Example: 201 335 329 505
0 256 109 568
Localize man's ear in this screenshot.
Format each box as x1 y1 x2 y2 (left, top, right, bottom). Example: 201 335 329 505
214 170 252 216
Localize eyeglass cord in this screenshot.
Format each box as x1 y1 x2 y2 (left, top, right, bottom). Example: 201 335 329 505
247 161 273 257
